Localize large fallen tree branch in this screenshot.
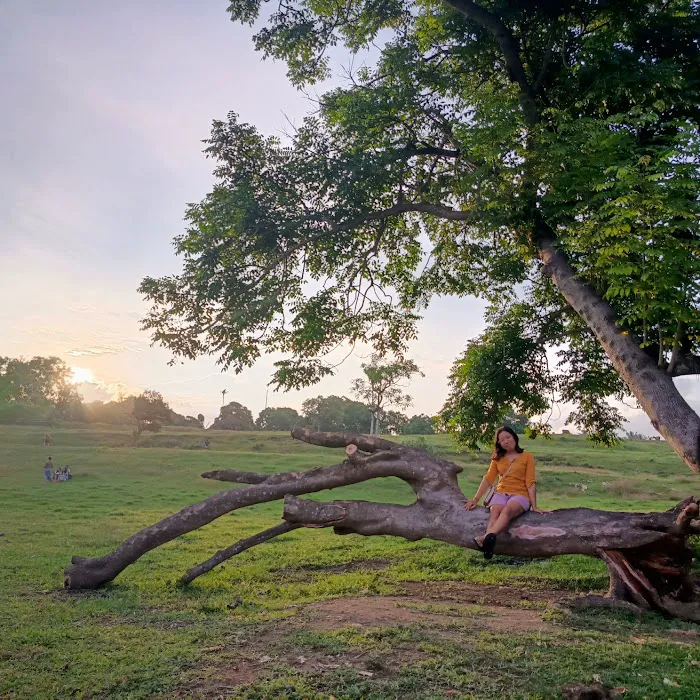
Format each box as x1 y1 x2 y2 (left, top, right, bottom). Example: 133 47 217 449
65 429 700 620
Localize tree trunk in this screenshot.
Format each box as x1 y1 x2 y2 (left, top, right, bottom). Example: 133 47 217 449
538 237 700 474
64 430 700 620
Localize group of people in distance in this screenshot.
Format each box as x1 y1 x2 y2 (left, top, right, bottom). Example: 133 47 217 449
43 456 72 483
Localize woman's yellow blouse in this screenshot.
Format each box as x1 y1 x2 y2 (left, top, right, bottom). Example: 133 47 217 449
483 451 536 499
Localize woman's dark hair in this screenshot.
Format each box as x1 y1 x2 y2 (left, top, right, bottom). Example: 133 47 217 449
492 426 524 459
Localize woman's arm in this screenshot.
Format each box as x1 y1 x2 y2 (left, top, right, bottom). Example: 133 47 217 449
527 484 548 514
525 453 547 513
464 477 493 510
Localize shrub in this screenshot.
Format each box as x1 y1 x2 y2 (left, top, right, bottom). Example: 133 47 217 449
603 479 656 500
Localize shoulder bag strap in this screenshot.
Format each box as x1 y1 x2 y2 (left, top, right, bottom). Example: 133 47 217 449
497 455 519 484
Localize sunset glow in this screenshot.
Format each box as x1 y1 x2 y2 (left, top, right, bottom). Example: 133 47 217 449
69 367 95 385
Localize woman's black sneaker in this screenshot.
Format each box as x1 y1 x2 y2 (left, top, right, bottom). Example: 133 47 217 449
482 533 497 560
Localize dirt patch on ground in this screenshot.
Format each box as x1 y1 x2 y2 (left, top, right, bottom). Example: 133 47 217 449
667 628 700 645
302 594 556 634
177 581 567 696
177 611 426 698
180 643 425 698
194 660 260 692
398 579 571 608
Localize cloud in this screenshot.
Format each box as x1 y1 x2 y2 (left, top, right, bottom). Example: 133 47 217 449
106 310 143 320
67 304 98 314
67 343 139 357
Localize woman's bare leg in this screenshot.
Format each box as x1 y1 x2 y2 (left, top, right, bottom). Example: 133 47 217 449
487 505 502 531
475 505 504 548
487 501 525 536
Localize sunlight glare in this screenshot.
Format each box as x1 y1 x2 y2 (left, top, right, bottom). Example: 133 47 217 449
69 366 95 384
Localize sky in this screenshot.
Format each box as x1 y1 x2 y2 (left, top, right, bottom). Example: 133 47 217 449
1 0 697 433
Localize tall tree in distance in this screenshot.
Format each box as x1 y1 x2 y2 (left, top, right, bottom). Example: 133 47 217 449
351 356 423 434
132 390 171 437
211 401 255 431
381 409 409 435
256 407 301 431
399 414 435 435
139 1 700 471
301 395 371 433
0 356 82 421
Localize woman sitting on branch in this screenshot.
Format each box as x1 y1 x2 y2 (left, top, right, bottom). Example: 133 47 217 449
465 426 548 559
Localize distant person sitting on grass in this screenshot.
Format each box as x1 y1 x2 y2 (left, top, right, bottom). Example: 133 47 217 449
64 466 72 480
464 426 548 560
43 457 53 482
55 467 70 482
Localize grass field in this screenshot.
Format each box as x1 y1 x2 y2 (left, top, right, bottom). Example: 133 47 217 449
1 425 698 699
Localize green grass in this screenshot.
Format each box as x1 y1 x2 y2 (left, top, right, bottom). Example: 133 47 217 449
0 425 698 698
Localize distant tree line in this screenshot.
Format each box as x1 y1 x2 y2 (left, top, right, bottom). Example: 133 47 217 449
0 356 203 432
1 355 530 436
0 356 83 424
209 397 438 435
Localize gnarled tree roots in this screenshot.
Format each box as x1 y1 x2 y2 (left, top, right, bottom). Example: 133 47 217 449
64 430 700 621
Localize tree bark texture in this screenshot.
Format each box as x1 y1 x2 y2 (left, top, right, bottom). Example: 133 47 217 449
65 430 700 620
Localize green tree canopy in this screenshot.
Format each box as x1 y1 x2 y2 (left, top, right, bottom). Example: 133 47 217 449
399 414 436 435
81 394 196 429
211 401 256 431
139 0 700 469
255 406 301 430
132 390 171 436
0 356 82 420
83 399 134 425
381 409 409 434
301 395 371 433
